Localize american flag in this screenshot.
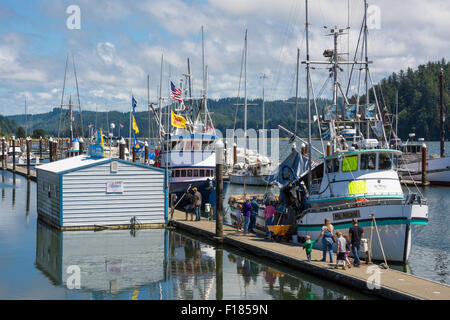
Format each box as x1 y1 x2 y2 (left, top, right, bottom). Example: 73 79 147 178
170 81 183 102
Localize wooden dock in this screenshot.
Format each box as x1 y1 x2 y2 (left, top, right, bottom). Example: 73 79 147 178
1 164 37 181
169 209 450 300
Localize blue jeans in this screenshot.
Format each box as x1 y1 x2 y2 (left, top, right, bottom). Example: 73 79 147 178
195 206 201 221
249 214 256 232
322 238 334 262
351 242 361 265
265 216 274 236
243 215 250 233
306 251 312 261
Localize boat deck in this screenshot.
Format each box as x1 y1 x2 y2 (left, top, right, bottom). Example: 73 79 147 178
170 209 450 300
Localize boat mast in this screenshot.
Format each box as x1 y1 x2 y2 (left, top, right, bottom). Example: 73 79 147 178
202 26 208 129
364 0 370 139
24 97 27 136
244 29 248 154
395 90 399 140
262 73 267 132
306 0 312 191
295 48 299 134
440 68 446 157
159 53 164 140
69 95 73 142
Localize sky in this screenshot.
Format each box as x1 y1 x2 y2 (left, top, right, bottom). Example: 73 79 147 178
0 0 449 116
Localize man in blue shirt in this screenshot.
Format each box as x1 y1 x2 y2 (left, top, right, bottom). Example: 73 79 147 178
249 197 259 234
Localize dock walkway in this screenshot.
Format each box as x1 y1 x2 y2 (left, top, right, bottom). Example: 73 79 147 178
170 209 450 300
1 165 37 181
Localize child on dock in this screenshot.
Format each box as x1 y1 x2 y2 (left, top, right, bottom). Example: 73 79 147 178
344 234 352 268
303 235 317 262
335 231 347 270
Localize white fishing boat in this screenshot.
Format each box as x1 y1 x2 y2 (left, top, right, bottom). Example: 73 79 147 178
229 0 428 263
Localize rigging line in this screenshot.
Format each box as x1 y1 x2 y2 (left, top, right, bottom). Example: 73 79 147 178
268 0 301 99
345 14 365 98
233 40 246 133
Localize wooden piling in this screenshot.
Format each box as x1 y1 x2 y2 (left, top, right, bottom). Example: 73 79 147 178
422 143 427 185
215 140 224 243
144 142 149 164
1 137 5 169
26 137 31 178
119 139 125 160
12 137 16 173
49 138 53 162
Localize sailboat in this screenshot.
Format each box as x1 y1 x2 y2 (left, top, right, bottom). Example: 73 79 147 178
232 0 428 263
228 30 275 186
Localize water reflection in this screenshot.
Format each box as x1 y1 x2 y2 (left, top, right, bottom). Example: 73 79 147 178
34 222 370 300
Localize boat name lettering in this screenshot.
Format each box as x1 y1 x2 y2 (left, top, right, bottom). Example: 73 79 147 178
333 210 360 221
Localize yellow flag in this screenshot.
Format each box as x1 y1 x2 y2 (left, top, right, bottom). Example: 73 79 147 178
99 128 104 146
132 115 139 134
171 110 187 129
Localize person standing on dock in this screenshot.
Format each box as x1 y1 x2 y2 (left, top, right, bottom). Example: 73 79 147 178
249 197 259 234
193 187 202 221
241 198 252 235
184 190 194 221
264 201 276 239
349 218 364 267
303 235 317 262
317 218 334 263
335 231 348 270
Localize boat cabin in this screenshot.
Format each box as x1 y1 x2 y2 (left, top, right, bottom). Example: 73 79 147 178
307 149 403 205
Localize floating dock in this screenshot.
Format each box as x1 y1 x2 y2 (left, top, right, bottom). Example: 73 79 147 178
1 164 37 181
169 209 450 300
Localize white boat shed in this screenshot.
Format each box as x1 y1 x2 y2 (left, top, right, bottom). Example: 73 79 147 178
36 155 168 230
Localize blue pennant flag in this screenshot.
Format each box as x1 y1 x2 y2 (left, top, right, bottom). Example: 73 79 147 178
132 96 137 113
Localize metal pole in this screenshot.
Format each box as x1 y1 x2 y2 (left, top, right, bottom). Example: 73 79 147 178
1 137 5 169
305 0 312 192
422 143 427 185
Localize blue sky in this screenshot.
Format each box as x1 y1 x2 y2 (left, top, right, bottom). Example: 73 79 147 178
0 0 449 115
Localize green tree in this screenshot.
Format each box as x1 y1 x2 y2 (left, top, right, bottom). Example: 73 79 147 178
16 126 26 138
32 129 45 139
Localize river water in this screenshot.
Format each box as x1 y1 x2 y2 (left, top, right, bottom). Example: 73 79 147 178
0 140 448 299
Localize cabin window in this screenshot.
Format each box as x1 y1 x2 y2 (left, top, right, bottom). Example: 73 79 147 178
175 170 180 177
379 153 392 170
392 154 398 170
342 156 358 172
194 169 199 177
200 169 205 177
326 158 340 173
187 169 193 177
193 140 202 151
360 153 376 170
173 141 183 151
181 170 186 177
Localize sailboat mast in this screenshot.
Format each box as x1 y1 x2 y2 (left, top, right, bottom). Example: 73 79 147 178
440 68 445 157
244 29 248 152
69 95 73 142
306 0 312 191
202 26 207 128
159 54 164 139
24 97 27 136
364 0 370 139
395 90 399 139
262 73 266 132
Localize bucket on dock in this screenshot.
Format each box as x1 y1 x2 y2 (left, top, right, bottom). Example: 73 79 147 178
292 235 298 243
205 203 211 213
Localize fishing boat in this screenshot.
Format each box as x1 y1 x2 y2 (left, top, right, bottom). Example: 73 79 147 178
152 27 227 210
229 0 428 263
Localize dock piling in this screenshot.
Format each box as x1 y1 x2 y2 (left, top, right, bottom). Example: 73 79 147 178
12 136 16 173
26 137 31 178
215 140 224 243
49 138 53 162
39 137 43 160
422 143 427 185
119 139 125 160
1 137 5 169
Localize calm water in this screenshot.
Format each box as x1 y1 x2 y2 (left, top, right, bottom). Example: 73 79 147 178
0 170 372 300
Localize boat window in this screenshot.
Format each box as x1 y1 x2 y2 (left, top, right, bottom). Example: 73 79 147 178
200 169 205 177
175 170 180 177
187 169 193 177
360 153 376 170
392 154 398 170
202 141 209 150
194 169 199 177
181 170 186 177
342 156 358 172
183 141 192 151
204 141 215 151
193 140 202 151
326 158 340 173
379 153 392 170
173 141 183 151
